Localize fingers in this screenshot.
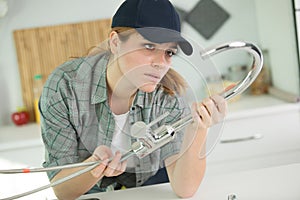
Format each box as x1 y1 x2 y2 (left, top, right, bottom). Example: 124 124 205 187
90 158 109 178
224 83 236 91
210 95 227 116
192 95 227 129
103 151 123 177
192 102 211 128
211 95 228 117
91 149 127 178
202 97 220 123
93 145 113 160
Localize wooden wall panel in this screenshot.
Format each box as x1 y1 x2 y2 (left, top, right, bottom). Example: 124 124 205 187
13 19 111 122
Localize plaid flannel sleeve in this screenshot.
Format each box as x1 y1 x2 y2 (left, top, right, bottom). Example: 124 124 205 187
40 69 79 180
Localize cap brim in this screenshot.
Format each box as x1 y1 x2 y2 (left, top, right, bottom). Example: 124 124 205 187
136 27 193 56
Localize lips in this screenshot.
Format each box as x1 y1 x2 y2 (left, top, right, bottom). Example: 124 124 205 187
144 73 161 82
146 73 160 79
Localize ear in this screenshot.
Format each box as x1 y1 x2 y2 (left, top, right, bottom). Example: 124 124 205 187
109 31 120 54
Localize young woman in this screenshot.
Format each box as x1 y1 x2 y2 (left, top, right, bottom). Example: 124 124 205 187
40 0 227 199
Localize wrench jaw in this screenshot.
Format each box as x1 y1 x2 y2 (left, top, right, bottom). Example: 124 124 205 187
131 125 176 159
131 141 148 158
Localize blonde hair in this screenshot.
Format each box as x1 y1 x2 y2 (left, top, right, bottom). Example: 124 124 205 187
88 27 187 96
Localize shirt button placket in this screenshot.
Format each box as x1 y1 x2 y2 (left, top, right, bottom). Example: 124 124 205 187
136 161 142 185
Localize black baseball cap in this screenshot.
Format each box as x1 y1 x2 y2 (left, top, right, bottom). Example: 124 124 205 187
111 0 193 56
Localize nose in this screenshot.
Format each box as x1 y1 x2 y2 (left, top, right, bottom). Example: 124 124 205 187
152 49 170 69
152 64 163 71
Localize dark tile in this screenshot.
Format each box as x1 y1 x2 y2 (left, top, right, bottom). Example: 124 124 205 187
185 0 230 39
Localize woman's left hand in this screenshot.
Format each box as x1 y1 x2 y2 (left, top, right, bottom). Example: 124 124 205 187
191 94 227 130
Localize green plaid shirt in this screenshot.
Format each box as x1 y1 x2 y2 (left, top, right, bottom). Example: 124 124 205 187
40 52 190 189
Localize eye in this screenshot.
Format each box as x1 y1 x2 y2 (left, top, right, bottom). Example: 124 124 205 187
165 49 177 57
144 44 155 50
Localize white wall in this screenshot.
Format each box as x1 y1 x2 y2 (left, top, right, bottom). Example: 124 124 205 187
0 0 298 125
174 0 260 70
255 0 300 95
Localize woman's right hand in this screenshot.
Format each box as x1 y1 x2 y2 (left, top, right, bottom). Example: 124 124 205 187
90 145 127 178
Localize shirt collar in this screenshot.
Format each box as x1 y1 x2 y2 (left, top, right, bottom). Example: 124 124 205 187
132 89 145 108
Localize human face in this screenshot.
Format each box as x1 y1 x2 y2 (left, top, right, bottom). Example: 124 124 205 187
114 32 178 93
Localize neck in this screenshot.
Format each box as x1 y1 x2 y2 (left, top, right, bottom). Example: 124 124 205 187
107 56 137 114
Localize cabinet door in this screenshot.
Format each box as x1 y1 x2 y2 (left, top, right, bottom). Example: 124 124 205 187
206 109 300 175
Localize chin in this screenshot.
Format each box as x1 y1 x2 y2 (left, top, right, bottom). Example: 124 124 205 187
139 84 157 93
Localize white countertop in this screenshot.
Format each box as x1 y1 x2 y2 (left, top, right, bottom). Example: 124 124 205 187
226 94 300 120
0 123 42 151
78 163 300 200
0 158 56 200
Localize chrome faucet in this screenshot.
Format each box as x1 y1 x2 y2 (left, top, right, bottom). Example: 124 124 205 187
131 41 263 159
